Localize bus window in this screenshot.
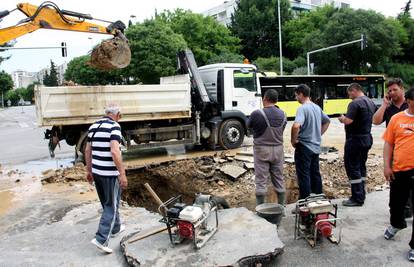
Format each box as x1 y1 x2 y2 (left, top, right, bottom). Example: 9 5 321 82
324 84 337 99
336 85 348 98
283 85 296 101
233 70 257 92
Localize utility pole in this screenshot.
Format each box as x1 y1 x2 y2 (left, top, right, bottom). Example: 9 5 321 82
277 0 283 75
307 34 366 75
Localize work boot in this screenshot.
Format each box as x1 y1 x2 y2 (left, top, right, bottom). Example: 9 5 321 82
277 192 285 206
342 199 363 207
256 195 265 205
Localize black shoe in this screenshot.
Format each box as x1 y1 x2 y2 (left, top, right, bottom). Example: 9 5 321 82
342 199 363 207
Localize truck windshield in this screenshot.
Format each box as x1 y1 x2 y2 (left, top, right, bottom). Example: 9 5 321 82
233 70 257 92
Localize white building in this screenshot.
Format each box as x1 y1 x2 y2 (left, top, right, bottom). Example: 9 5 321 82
203 0 351 26
36 61 67 85
203 0 237 26
11 70 38 89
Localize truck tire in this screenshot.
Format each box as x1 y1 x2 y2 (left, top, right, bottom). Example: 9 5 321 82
218 119 245 149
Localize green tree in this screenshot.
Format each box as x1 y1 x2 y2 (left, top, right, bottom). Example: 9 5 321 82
284 6 406 74
396 1 414 63
206 52 244 64
5 89 19 106
124 20 187 84
230 0 292 60
0 70 13 107
64 56 124 85
158 9 240 66
43 60 59 86
21 82 38 102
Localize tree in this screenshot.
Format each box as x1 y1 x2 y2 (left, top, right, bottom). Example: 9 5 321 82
283 6 407 74
43 60 59 86
123 20 187 84
22 82 38 102
396 1 414 63
0 70 13 107
64 56 124 85
158 9 240 66
230 0 292 60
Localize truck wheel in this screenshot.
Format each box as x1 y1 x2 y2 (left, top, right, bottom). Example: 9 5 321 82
218 119 245 149
75 132 88 164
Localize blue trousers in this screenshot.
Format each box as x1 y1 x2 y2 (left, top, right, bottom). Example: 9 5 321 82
93 174 121 245
294 143 322 199
344 138 370 203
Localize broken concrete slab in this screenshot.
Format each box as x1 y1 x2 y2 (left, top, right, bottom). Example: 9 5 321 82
234 155 254 163
244 162 255 169
121 207 284 267
220 164 247 180
319 153 339 162
284 158 295 164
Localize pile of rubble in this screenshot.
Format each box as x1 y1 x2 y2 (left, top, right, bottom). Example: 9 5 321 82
40 150 387 210
41 164 86 184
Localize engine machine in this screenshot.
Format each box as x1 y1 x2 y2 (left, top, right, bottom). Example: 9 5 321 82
159 193 218 249
294 194 342 247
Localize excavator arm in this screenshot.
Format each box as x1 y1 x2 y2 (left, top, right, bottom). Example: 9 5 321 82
0 2 130 70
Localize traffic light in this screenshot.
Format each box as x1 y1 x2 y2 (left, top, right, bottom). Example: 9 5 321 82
61 42 67 57
361 34 367 51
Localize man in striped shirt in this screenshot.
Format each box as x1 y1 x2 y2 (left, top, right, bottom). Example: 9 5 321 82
85 104 128 254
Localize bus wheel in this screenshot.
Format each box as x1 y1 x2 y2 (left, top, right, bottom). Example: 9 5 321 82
219 119 245 150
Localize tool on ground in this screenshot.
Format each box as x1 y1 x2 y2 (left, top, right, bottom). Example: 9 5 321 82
144 182 168 216
0 2 131 70
127 226 169 244
294 194 342 247
159 193 219 249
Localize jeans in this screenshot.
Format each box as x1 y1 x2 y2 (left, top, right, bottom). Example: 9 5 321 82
294 143 322 199
93 174 122 246
389 169 414 249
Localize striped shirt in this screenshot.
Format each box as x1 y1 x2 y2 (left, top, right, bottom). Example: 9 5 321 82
87 116 122 177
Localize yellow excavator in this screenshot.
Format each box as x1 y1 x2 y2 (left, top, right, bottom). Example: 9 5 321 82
0 1 131 70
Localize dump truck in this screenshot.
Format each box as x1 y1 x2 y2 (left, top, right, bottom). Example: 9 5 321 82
36 50 263 159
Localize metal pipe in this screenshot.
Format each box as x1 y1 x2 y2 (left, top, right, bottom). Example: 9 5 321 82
195 111 201 145
306 36 364 76
277 0 283 75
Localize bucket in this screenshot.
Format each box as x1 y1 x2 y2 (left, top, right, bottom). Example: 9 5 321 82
255 203 284 225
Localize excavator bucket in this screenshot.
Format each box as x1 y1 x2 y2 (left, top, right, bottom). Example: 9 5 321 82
89 35 131 70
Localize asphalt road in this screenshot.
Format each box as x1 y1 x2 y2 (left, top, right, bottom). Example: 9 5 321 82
0 106 73 165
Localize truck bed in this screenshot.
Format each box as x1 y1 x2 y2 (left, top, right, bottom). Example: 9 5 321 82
35 75 192 126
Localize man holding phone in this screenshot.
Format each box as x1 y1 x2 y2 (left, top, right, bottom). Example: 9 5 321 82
373 78 407 126
373 78 411 218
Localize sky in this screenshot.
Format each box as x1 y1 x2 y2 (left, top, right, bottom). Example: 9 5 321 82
0 0 412 74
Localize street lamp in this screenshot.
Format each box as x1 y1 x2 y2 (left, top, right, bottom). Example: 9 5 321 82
277 0 283 75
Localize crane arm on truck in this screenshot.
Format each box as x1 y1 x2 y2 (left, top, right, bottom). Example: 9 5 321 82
0 1 131 69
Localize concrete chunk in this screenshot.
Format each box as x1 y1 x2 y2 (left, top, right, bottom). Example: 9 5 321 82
121 208 284 266
220 164 247 180
234 155 254 163
244 162 255 169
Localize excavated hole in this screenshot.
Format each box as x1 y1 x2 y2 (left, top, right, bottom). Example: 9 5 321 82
122 156 258 212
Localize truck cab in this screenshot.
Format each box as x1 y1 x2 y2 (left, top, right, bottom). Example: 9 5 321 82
197 63 263 149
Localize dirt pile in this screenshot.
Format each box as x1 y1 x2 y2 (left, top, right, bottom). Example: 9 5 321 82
40 152 386 211
41 164 86 184
89 37 131 70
